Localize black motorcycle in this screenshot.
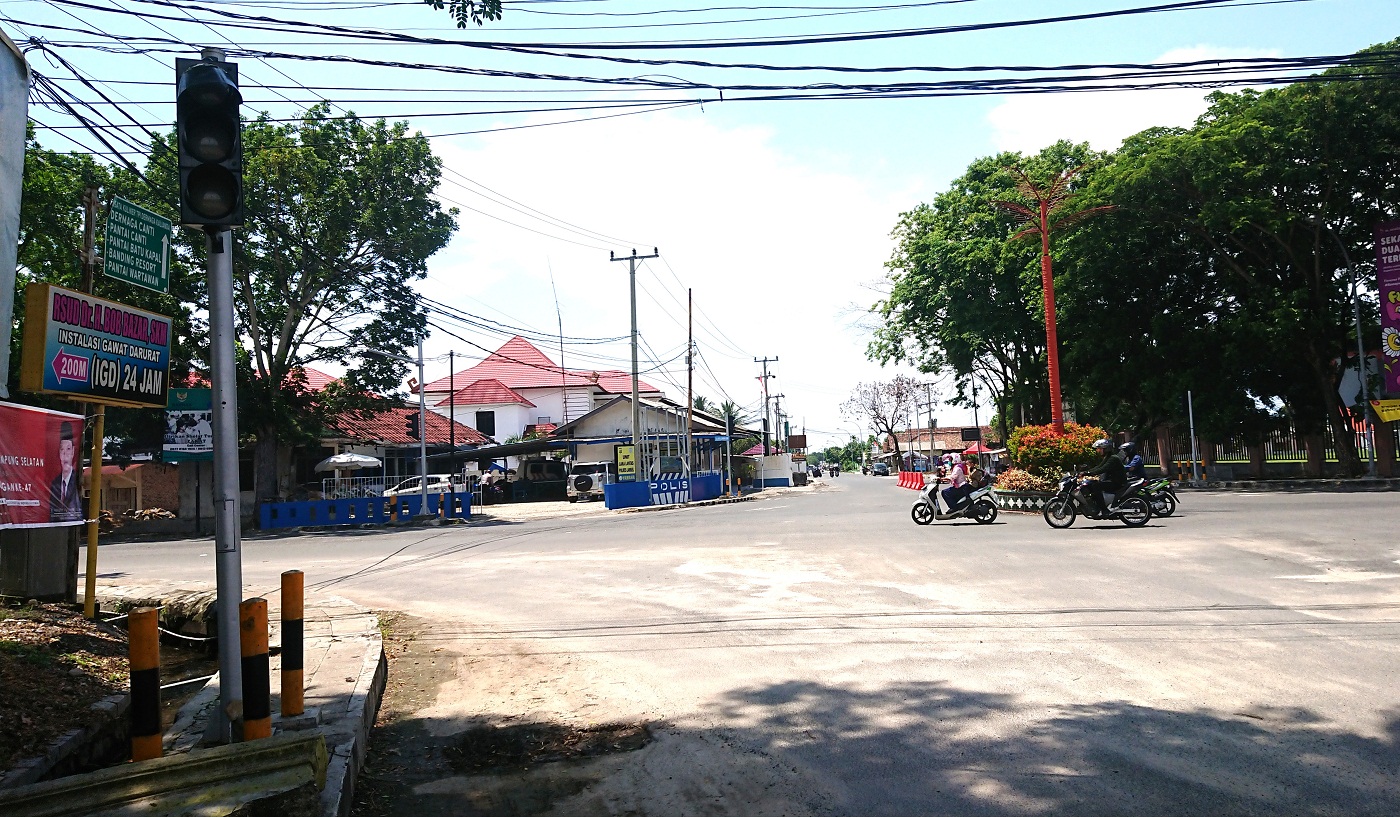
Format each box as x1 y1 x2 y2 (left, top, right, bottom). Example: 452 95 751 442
1043 474 1151 528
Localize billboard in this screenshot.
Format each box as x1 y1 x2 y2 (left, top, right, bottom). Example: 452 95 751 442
1378 220 1400 396
164 388 213 462
0 401 87 529
19 283 172 408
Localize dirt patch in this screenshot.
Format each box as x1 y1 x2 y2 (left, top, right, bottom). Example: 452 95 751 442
1 601 218 776
445 722 651 773
0 602 129 769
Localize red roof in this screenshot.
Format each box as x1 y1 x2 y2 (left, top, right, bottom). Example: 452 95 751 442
524 423 557 437
741 442 772 456
420 336 656 394
434 378 535 408
297 367 338 392
330 407 488 446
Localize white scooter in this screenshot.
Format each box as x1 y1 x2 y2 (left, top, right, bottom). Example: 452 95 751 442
911 478 998 525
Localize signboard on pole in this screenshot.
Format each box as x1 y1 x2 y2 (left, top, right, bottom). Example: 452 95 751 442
961 427 982 442
104 197 172 294
615 444 637 483
19 283 172 408
0 401 86 529
1378 220 1400 396
164 388 213 462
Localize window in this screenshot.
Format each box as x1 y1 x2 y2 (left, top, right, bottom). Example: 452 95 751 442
475 411 496 437
537 416 551 425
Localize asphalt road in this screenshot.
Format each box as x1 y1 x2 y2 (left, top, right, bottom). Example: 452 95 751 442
94 477 1400 815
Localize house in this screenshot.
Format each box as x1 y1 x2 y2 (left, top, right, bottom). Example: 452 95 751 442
550 395 750 476
322 404 488 484
416 336 663 443
83 463 181 516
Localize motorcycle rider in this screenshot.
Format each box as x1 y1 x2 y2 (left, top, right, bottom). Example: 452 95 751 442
1120 441 1147 480
1082 439 1126 515
941 458 971 510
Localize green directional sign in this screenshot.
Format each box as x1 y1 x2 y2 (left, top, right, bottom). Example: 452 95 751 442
104 196 172 294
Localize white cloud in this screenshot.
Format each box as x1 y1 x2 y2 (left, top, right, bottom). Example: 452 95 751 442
986 46 1281 154
416 108 945 447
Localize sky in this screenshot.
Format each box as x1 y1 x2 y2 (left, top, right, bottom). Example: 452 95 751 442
5 0 1397 448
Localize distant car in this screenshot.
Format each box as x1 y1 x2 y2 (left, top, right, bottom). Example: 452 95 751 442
871 462 891 477
381 474 464 499
568 461 615 502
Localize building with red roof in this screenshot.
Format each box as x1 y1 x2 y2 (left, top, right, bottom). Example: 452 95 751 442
417 336 663 443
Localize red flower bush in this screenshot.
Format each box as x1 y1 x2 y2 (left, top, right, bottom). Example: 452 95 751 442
1006 422 1108 478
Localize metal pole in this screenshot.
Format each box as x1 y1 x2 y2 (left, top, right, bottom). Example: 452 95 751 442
1187 389 1199 483
207 227 243 743
418 336 429 512
1353 266 1376 477
78 185 103 620
726 414 734 496
687 288 694 476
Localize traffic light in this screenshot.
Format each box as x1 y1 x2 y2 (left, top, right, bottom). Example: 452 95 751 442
176 58 242 228
405 413 420 440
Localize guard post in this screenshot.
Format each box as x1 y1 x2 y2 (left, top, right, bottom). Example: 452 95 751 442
239 598 271 740
280 570 304 717
128 607 162 761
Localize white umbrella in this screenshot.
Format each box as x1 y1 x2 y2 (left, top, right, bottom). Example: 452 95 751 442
314 452 382 472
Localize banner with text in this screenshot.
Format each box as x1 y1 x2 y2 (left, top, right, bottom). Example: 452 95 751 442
19 282 172 408
1379 220 1400 396
164 387 212 462
0 401 87 529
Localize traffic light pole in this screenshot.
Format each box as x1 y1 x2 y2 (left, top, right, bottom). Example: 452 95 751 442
206 227 243 743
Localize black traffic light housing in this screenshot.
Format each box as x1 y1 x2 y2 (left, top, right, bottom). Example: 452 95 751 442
175 57 243 228
405 413 420 440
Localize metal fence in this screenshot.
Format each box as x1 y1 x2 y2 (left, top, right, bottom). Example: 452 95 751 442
1143 422 1394 464
319 476 387 499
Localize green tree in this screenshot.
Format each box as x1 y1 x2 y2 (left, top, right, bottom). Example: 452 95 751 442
424 0 502 27
142 105 459 501
870 141 1104 442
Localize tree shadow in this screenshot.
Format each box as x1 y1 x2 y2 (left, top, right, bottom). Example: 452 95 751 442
357 675 1400 816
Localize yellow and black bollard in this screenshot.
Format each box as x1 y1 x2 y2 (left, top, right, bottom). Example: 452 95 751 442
280 570 304 717
240 598 271 740
129 607 162 761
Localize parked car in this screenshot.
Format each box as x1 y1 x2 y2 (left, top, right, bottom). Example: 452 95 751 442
510 458 569 501
381 474 464 499
568 461 615 502
871 462 891 477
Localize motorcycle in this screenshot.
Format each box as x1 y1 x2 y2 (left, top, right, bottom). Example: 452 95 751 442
1042 474 1151 528
1142 476 1178 517
911 478 998 525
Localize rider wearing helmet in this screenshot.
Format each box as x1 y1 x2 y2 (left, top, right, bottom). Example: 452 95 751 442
1083 439 1127 514
1120 441 1147 480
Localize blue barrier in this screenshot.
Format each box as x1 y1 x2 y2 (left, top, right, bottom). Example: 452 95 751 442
690 474 723 501
603 481 651 510
260 492 471 530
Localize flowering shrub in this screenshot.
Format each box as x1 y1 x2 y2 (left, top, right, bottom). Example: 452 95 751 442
992 467 1056 493
1006 422 1108 478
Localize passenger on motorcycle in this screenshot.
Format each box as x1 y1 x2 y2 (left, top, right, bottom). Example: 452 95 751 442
1120 442 1147 480
1082 439 1126 514
941 458 972 510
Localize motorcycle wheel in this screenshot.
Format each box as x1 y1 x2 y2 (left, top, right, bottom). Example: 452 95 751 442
1043 496 1076 529
972 500 998 525
911 503 934 526
1150 492 1177 517
1118 496 1151 527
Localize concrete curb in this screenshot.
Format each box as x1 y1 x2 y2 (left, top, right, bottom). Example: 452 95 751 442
0 693 130 790
1183 478 1400 492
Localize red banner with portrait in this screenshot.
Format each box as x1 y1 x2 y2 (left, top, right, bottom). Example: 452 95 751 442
0 401 86 529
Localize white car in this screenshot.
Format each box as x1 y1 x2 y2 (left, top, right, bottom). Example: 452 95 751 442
567 462 615 502
381 474 464 499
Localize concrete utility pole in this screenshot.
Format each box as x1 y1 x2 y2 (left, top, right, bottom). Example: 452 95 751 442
923 382 937 467
611 248 659 471
687 288 694 473
773 394 786 451
755 356 777 455
79 186 105 621
417 337 428 511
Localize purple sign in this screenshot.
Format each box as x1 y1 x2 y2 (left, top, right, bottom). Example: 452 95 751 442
1380 221 1400 396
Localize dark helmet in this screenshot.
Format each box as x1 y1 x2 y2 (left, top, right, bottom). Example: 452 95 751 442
1092 439 1113 451
1119 441 1136 455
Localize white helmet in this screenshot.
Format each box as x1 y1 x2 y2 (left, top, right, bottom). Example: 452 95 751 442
1092 439 1113 451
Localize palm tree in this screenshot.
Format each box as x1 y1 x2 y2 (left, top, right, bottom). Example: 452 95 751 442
692 395 714 414
717 399 748 430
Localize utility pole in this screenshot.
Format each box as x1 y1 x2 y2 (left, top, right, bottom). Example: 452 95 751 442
417 337 429 511
611 248 659 472
448 350 455 466
773 394 786 452
79 185 104 621
687 288 694 474
755 356 777 455
923 382 937 468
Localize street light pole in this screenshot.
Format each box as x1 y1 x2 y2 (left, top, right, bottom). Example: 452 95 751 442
611 248 659 473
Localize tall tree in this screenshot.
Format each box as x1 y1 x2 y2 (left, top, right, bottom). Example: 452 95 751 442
144 105 459 501
841 376 920 466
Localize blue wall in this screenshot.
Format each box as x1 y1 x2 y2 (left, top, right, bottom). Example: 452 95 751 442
260 493 471 529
